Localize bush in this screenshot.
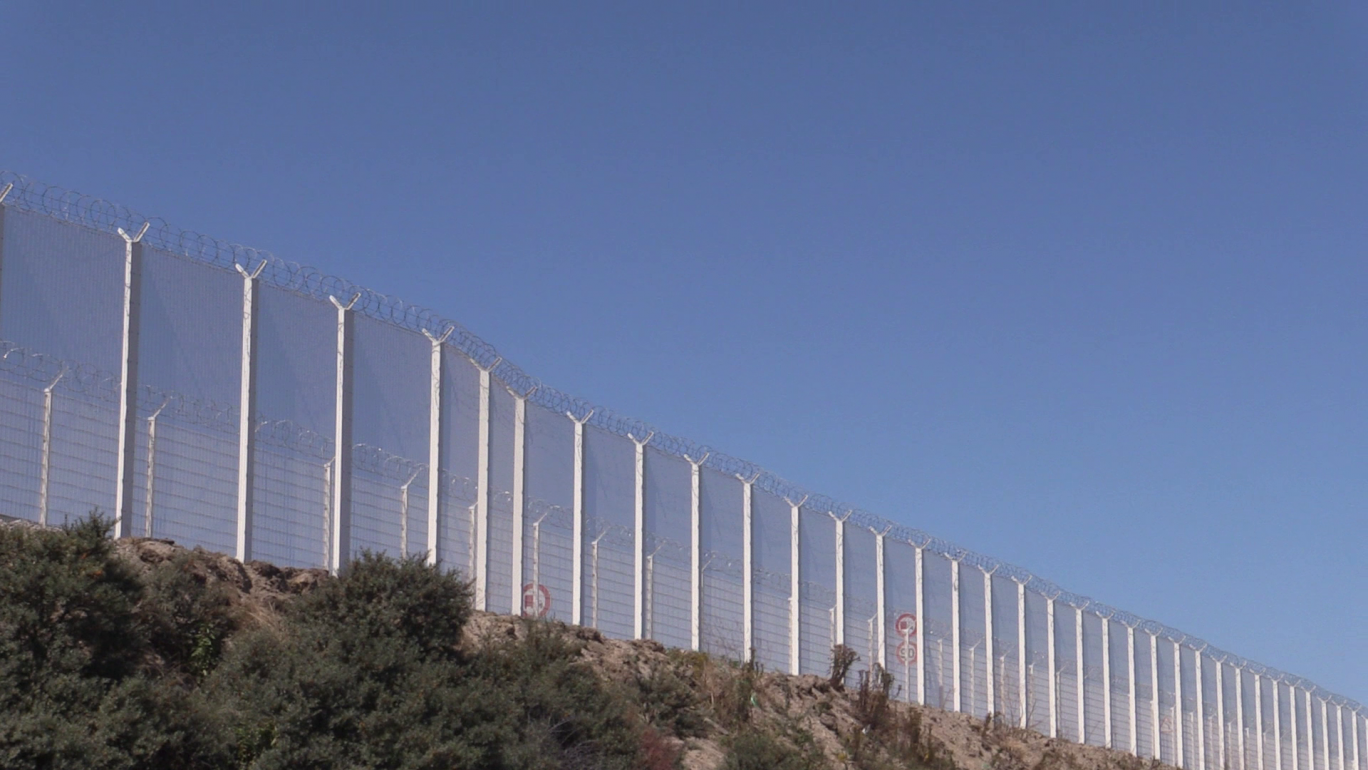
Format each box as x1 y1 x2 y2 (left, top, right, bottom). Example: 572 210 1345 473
724 729 826 770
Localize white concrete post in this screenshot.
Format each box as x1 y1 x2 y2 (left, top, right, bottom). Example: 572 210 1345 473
917 546 928 706
328 293 359 574
1196 650 1206 770
787 495 806 676
952 558 962 713
1336 704 1344 770
1077 607 1087 744
1176 641 1186 769
421 327 453 567
398 466 423 556
1017 580 1027 727
1276 681 1285 770
630 432 652 639
38 368 65 527
1255 674 1265 770
1217 660 1226 770
143 399 169 538
833 512 846 648
0 184 10 320
235 262 266 561
1104 617 1113 749
1129 625 1138 755
113 222 149 539
590 527 609 629
473 357 499 609
1291 684 1300 770
511 392 530 610
568 409 594 626
1153 633 1162 760
1351 710 1359 770
322 459 333 566
984 567 995 717
684 451 708 650
1305 690 1313 770
1322 697 1330 770
1047 597 1057 738
875 530 888 669
739 472 756 657
1237 668 1246 770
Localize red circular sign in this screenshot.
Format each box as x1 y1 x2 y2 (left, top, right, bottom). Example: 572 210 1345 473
521 583 551 618
895 612 918 637
897 640 918 665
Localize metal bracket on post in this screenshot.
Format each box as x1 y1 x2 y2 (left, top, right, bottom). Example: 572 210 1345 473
473 356 500 609
737 470 759 659
420 326 453 567
509 383 535 613
113 221 150 539
629 431 653 639
38 367 66 526
144 398 170 538
566 408 594 626
684 451 709 651
327 293 359 574
234 261 266 562
785 494 807 676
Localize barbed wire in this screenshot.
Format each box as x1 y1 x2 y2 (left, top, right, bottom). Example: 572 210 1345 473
0 170 1359 714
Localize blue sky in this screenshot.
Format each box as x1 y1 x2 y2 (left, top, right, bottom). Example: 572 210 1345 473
3 2 1366 700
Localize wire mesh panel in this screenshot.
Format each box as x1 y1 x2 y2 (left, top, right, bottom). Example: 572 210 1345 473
922 552 954 711
0 374 43 519
1055 605 1080 740
1023 588 1051 733
752 489 791 673
525 402 574 624
486 385 518 616
885 537 921 703
438 348 481 578
583 426 635 639
349 316 429 559
644 447 691 650
991 573 1020 722
0 209 125 373
251 285 335 568
843 525 879 690
1136 633 1156 759
134 247 241 552
798 505 837 676
959 565 989 719
700 467 744 660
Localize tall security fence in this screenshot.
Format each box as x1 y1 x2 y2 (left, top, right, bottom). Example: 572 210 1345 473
0 171 1362 770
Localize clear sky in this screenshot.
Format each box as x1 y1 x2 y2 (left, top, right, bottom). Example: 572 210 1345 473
3 2 1365 700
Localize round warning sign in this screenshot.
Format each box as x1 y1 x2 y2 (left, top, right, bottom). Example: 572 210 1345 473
521 583 551 618
895 613 918 637
896 640 918 665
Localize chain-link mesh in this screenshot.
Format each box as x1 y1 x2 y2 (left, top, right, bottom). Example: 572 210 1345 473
2 171 1364 770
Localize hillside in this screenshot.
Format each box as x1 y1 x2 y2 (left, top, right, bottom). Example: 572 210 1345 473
0 517 1168 770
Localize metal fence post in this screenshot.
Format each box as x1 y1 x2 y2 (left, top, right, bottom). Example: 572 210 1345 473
952 557 962 713
786 494 806 676
984 566 995 717
832 511 846 648
473 356 499 609
1291 683 1300 770
510 388 531 612
629 431 652 639
1237 666 1246 770
1177 640 1186 770
739 471 757 657
399 466 423 556
1047 596 1057 738
1152 633 1161 761
685 451 708 650
917 546 928 706
1196 648 1206 770
1076 606 1086 744
143 399 169 538
1103 615 1113 748
234 262 265 561
1217 659 1226 770
113 222 149 539
1277 680 1286 770
1130 625 1139 755
1256 674 1265 770
327 294 358 574
38 368 65 527
875 529 888 670
421 327 452 567
568 409 594 626
0 182 11 321
1336 703 1345 770
1352 709 1360 770
1321 696 1330 770
1016 579 1026 727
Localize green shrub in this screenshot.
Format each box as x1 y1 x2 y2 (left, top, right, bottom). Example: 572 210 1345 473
724 729 826 770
